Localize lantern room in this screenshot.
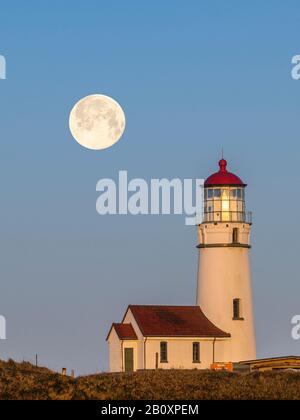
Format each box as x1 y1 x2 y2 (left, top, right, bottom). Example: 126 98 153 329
203 159 251 223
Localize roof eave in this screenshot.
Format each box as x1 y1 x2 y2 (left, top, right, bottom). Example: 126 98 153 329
141 334 231 339
204 183 247 188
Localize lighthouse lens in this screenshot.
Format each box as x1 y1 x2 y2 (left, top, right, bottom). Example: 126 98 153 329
214 189 221 198
230 189 237 198
203 186 247 223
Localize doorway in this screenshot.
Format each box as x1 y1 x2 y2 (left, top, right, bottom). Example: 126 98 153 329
124 348 134 372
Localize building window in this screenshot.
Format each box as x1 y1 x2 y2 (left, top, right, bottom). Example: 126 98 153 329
193 342 200 363
233 228 239 243
160 342 168 363
233 298 243 320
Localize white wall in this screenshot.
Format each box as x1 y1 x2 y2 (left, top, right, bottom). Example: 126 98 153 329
107 327 140 372
107 328 122 373
197 223 256 362
123 309 144 370
144 337 230 370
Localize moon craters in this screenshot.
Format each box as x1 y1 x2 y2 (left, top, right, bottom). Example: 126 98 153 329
69 94 126 150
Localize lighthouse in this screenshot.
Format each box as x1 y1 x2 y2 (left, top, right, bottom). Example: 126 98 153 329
107 158 257 372
196 159 256 362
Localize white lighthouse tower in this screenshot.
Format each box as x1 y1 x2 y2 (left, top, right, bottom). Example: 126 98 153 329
197 158 256 362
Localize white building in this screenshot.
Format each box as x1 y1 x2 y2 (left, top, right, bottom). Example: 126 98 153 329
107 159 256 372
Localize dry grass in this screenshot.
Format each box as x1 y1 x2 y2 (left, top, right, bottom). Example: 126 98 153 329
1 359 300 400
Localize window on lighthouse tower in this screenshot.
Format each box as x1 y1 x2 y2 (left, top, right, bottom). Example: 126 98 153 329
233 228 239 243
233 298 244 320
221 188 230 221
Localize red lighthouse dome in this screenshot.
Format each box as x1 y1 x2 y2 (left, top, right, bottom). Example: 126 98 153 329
204 159 246 187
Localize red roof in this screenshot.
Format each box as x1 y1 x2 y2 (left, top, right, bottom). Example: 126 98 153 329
127 305 230 338
110 323 137 340
204 159 246 187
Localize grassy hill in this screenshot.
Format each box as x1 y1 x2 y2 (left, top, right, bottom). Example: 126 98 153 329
1 359 300 400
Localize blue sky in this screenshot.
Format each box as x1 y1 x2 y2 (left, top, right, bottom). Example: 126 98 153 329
0 0 300 374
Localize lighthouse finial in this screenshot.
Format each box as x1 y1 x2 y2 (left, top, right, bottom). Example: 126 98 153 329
219 157 227 173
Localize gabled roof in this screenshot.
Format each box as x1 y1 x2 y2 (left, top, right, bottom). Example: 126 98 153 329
126 305 230 338
107 323 137 341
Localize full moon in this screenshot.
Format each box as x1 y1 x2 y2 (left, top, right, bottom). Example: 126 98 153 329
69 94 126 150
